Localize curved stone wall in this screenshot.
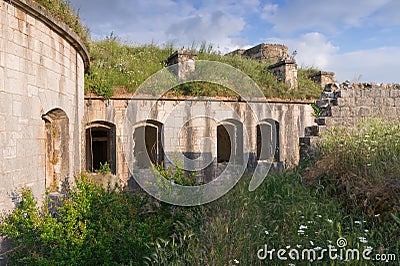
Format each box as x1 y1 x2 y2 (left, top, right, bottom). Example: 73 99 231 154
0 0 89 210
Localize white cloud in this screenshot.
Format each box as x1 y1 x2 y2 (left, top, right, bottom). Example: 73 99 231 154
265 32 400 83
261 4 278 20
329 47 400 83
166 11 246 52
260 0 392 34
265 32 339 68
70 0 250 52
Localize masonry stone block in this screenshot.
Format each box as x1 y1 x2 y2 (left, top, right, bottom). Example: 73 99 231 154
340 107 350 117
384 97 395 107
354 89 363 97
374 97 384 105
338 89 354 98
389 89 400 98
358 107 370 116
387 107 397 118
330 106 340 116
355 97 374 106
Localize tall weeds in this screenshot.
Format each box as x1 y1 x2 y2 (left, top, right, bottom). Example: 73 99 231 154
305 118 400 217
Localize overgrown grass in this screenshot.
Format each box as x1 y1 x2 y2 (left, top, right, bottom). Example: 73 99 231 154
2 168 398 264
32 0 89 46
151 171 399 265
305 118 400 217
85 38 322 99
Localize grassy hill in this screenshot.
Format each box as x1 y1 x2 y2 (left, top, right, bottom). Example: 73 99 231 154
30 0 322 100
85 37 323 100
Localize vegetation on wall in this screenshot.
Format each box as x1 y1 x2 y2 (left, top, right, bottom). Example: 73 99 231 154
85 37 322 99
32 0 89 46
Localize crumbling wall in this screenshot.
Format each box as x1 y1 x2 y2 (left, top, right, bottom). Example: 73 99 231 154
300 82 400 158
241 43 289 64
309 71 335 88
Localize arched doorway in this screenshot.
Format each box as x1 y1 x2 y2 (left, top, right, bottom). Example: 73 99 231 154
133 120 164 169
257 119 280 162
42 108 69 191
86 121 116 174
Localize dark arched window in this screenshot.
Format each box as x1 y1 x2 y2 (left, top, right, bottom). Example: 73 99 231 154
86 121 116 174
217 119 243 164
133 120 164 169
257 119 279 162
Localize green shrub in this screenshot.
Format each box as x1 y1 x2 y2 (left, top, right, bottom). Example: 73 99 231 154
0 175 195 265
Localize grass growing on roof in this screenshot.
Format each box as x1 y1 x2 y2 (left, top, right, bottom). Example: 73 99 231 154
85 37 323 99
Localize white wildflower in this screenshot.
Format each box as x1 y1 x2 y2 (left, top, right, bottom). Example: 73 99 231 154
299 225 308 230
359 237 368 243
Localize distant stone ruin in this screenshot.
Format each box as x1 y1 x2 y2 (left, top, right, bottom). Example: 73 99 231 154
228 43 299 89
308 71 336 88
166 49 197 79
267 59 298 89
228 44 336 90
228 43 290 65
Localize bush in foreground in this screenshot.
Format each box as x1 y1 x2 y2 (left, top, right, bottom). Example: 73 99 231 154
0 175 197 265
305 118 400 217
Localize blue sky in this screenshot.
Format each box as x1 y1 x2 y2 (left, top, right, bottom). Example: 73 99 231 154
70 0 400 83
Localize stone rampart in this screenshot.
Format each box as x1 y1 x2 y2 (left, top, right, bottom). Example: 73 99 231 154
0 0 89 210
84 96 315 185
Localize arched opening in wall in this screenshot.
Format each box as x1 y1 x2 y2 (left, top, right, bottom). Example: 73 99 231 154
217 120 243 164
86 122 116 174
42 108 69 191
217 125 231 163
133 120 164 169
256 119 280 162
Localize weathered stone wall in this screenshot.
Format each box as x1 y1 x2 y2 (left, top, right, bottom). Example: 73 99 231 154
242 43 289 64
166 49 197 80
84 97 314 185
300 82 400 158
309 71 335 88
227 43 289 65
0 0 89 210
267 59 298 89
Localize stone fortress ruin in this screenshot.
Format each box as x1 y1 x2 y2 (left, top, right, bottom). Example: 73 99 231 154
1 0 399 215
